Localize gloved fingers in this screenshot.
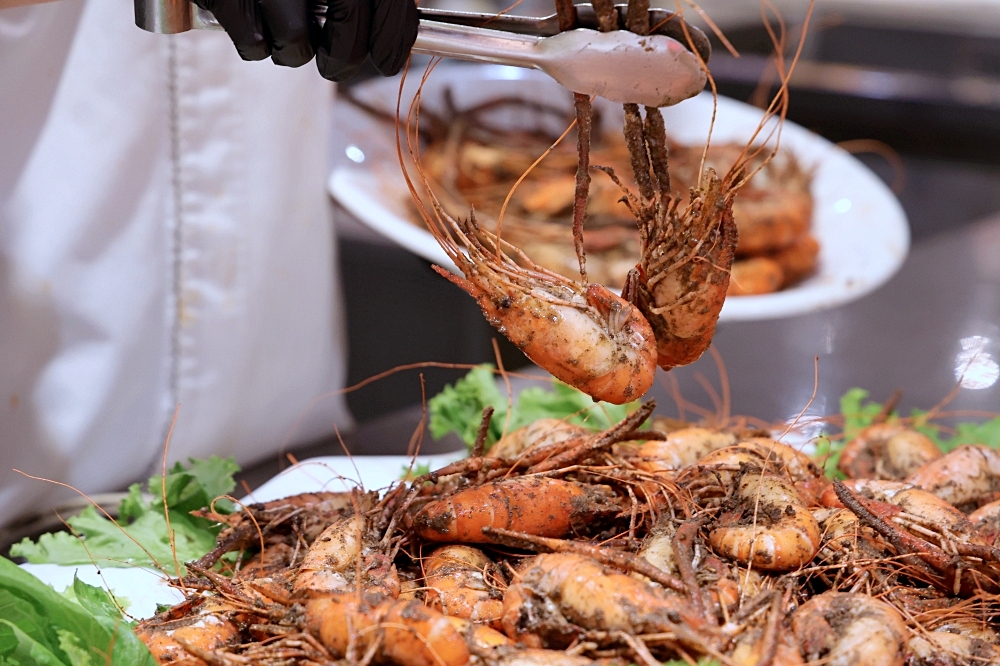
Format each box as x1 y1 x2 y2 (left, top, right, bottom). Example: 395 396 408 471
201 0 271 62
368 0 417 76
316 0 371 82
259 0 318 67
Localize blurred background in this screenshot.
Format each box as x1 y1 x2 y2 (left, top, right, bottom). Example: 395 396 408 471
326 0 1000 459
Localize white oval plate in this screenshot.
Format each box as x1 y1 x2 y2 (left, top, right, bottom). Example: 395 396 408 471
330 64 909 322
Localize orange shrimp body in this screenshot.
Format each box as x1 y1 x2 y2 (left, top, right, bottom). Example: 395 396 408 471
969 498 1000 543
838 423 942 480
136 602 242 666
792 592 907 666
294 513 399 599
708 471 820 571
819 479 910 508
629 171 738 370
424 545 505 628
435 255 656 404
631 427 737 473
412 477 618 544
906 444 1000 509
487 418 588 463
501 553 712 649
305 594 509 666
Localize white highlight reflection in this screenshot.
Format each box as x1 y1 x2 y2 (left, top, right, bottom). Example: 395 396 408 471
954 336 1000 390
345 145 365 163
833 198 852 214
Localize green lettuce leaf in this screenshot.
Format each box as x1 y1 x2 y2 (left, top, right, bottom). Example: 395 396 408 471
429 365 507 448
10 457 238 571
510 382 638 432
428 365 641 450
838 388 885 441
0 557 156 666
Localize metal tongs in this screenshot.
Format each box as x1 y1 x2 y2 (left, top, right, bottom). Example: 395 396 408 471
135 2 710 107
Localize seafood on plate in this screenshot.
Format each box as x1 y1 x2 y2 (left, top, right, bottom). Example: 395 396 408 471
137 398 1000 666
405 101 817 298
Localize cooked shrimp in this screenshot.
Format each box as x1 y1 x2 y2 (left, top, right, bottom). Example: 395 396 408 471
708 469 821 571
814 508 882 566
424 209 656 404
623 170 738 370
969 498 1000 543
305 594 509 666
834 482 1000 594
412 477 619 544
738 437 824 484
501 553 716 651
294 512 398 598
694 438 819 483
838 423 942 480
424 545 505 628
727 257 784 296
686 438 826 505
791 592 907 666
907 630 1000 666
136 600 242 666
819 478 911 508
906 444 1000 510
631 427 737 473
487 418 587 463
770 233 820 287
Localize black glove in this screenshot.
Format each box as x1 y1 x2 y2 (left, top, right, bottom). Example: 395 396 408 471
194 0 418 80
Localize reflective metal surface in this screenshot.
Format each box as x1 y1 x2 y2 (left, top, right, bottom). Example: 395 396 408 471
133 0 191 34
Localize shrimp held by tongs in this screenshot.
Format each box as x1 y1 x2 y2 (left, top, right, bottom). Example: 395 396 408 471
426 210 657 405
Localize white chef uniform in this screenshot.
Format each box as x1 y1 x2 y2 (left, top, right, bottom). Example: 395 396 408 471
0 0 350 527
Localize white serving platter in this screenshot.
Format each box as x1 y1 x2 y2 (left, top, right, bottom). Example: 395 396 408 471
19 452 466 620
329 63 910 322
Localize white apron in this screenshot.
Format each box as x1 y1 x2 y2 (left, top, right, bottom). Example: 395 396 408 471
0 0 350 526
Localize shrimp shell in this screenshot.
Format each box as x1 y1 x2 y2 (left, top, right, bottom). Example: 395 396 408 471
429 211 656 405
305 594 509 666
412 477 618 544
631 427 737 473
792 591 907 666
629 171 738 370
708 471 820 571
501 553 714 650
906 444 1000 509
839 423 942 481
424 545 505 628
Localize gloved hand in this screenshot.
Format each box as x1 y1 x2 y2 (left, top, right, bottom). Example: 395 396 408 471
193 0 418 81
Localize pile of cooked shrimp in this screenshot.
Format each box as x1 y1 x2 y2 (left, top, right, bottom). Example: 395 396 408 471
413 106 818 298
138 404 1000 666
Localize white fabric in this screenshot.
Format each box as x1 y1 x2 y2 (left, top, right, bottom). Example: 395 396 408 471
0 0 350 527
